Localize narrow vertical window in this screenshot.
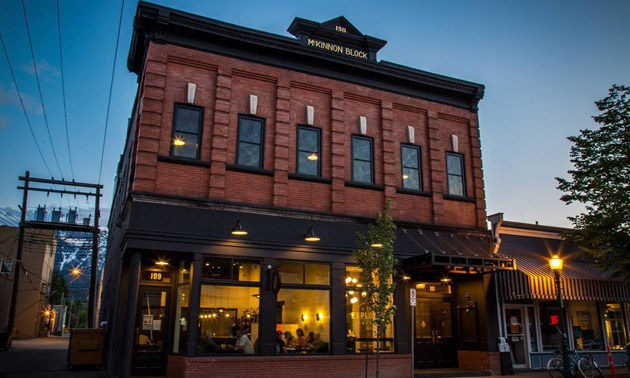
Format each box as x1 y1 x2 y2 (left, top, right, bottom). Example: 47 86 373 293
236 115 265 168
297 126 321 176
446 152 465 196
352 136 373 184
401 144 422 190
170 104 203 159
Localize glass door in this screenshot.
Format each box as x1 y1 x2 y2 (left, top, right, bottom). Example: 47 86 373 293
415 299 457 368
504 307 529 368
132 287 170 375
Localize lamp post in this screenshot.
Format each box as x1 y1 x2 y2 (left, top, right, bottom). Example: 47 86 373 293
550 255 571 378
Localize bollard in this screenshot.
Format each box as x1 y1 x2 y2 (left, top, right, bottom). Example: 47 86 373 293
607 345 617 378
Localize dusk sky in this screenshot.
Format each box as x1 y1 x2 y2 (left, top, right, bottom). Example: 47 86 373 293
1 0 628 228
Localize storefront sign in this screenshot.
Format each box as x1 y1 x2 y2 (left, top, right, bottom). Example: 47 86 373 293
306 38 368 60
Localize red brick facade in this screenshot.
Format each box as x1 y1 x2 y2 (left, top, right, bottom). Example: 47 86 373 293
166 354 411 378
130 42 487 228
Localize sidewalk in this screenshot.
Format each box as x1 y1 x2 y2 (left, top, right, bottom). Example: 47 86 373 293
0 336 106 378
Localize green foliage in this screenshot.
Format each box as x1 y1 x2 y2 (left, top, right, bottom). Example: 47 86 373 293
49 269 69 306
556 84 630 281
352 200 397 354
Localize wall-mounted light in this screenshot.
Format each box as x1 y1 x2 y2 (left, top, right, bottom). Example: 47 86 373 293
156 261 169 266
440 277 451 283
301 314 308 322
402 275 411 280
371 242 384 248
303 227 320 242
231 220 248 235
308 152 318 161
316 313 323 322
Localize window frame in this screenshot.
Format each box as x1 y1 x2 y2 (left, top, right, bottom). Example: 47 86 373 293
201 256 262 283
296 125 322 177
169 103 204 160
236 114 266 169
351 135 374 184
446 152 466 197
400 144 423 191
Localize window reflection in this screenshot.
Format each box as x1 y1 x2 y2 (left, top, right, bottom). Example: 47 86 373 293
604 303 627 349
570 301 602 350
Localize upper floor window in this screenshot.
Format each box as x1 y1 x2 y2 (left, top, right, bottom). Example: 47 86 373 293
446 152 465 196
170 104 203 159
297 126 321 176
236 115 265 168
401 144 422 190
352 136 373 184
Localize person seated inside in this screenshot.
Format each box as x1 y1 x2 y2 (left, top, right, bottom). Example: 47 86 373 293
276 330 288 353
233 326 254 354
295 328 309 349
283 331 295 348
199 329 220 353
310 332 328 353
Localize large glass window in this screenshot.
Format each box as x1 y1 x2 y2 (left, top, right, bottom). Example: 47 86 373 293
278 261 329 285
569 301 602 350
236 115 265 168
538 301 562 351
198 285 259 354
345 266 394 353
170 104 203 159
604 303 627 349
446 152 465 196
297 126 321 176
276 289 330 354
352 136 373 184
202 257 260 282
401 144 422 190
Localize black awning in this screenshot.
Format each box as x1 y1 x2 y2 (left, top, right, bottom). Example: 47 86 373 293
401 228 514 272
496 255 630 302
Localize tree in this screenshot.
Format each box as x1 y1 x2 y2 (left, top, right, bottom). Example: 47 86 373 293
556 84 630 281
49 269 69 306
352 200 397 378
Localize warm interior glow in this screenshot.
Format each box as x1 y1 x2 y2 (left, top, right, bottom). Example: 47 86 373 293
402 275 411 280
173 138 185 146
156 261 169 266
371 242 384 248
345 277 352 284
402 174 409 180
350 297 358 304
416 283 426 289
550 255 563 270
308 152 318 161
440 277 451 283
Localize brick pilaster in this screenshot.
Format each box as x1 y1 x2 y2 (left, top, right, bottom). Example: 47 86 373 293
427 110 444 223
209 68 231 199
330 91 345 214
469 116 487 228
273 80 291 207
381 101 397 209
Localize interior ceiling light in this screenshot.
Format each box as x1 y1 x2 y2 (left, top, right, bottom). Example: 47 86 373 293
231 220 248 235
308 152 318 161
303 227 320 242
173 138 185 146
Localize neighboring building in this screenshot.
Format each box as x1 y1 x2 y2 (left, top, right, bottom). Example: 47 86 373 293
0 226 57 339
101 3 514 377
489 213 630 371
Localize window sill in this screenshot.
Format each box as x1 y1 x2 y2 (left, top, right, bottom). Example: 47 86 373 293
344 181 385 191
396 188 432 197
226 164 274 176
158 155 211 168
443 194 476 203
289 173 332 184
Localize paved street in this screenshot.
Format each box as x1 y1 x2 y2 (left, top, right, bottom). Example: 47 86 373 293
1 336 629 378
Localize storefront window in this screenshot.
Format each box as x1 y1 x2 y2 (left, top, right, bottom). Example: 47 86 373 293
198 285 259 354
276 289 330 354
202 257 260 282
604 303 627 349
278 261 330 285
173 285 189 353
538 301 562 351
569 301 602 350
345 266 394 354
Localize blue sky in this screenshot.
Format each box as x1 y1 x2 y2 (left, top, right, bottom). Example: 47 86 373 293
0 0 628 228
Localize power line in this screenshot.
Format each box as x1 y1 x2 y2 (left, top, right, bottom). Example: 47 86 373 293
56 0 75 180
20 0 65 179
0 32 54 177
98 0 125 184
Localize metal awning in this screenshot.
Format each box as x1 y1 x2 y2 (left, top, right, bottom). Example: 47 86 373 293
401 228 515 272
496 255 630 302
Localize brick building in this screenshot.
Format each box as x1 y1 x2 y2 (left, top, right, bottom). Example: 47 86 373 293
100 2 513 377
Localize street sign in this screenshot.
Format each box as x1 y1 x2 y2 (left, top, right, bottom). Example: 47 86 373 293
410 288 416 306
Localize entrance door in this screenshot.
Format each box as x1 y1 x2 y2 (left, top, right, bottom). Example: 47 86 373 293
504 307 528 368
415 299 457 368
132 287 170 376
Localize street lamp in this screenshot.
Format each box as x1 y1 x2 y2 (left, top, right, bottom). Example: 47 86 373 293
550 255 571 378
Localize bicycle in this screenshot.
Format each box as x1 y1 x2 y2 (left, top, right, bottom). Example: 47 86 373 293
547 349 595 378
